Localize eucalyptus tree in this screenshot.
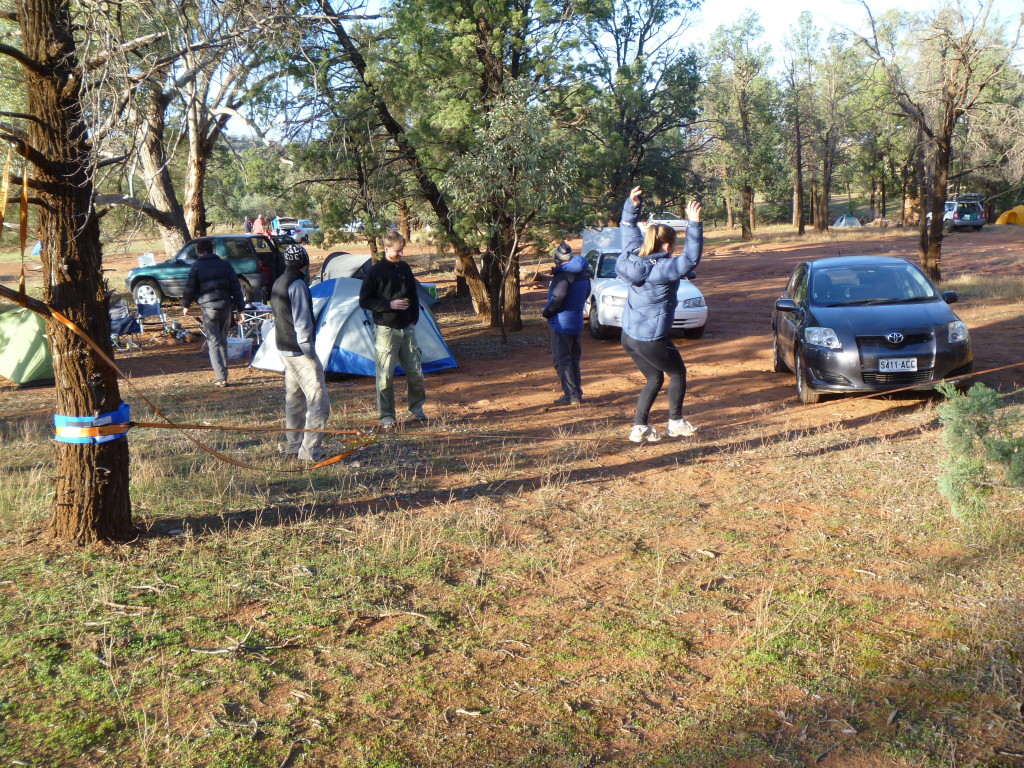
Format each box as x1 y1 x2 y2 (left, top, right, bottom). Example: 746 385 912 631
946 61 1024 218
703 12 782 240
782 12 818 233
576 0 702 223
858 0 1023 280
314 0 593 327
804 32 870 230
87 0 289 255
440 82 580 333
0 0 162 541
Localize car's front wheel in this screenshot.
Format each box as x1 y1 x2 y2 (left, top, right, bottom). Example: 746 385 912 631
772 329 788 372
682 324 705 340
132 279 162 306
794 349 820 404
588 300 614 340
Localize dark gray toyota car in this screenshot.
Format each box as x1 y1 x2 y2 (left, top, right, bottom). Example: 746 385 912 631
772 256 974 404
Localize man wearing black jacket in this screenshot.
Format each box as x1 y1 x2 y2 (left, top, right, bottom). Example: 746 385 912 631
270 244 330 462
181 240 245 387
358 232 426 428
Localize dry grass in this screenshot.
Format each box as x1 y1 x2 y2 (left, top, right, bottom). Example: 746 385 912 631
3 379 1023 767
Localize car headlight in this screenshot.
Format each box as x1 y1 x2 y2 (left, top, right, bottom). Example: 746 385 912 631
948 321 969 343
804 326 842 350
681 297 706 308
601 294 625 308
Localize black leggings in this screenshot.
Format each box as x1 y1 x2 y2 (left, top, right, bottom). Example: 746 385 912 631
621 333 687 425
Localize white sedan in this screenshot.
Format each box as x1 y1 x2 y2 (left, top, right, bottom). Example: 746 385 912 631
646 211 688 231
583 248 708 340
291 219 321 242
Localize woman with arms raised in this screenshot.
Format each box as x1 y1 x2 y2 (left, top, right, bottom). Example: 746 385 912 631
616 185 704 443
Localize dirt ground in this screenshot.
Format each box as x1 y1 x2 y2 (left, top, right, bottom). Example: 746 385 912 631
2 227 1023 435
2 227 1024 767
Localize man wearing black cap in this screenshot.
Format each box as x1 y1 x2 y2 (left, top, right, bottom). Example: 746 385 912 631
541 241 592 405
271 244 330 462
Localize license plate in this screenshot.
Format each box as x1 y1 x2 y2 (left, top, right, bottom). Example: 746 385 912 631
879 357 917 372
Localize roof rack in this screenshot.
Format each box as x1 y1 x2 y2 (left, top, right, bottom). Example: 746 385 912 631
953 192 984 202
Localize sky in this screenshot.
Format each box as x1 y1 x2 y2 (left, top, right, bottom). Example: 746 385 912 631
685 0 1023 58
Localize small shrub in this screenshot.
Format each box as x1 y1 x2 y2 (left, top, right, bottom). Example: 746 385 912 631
936 381 1024 519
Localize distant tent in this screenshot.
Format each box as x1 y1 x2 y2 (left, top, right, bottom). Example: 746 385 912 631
251 277 456 377
315 251 371 283
314 251 437 307
995 205 1024 226
834 214 862 228
0 308 54 387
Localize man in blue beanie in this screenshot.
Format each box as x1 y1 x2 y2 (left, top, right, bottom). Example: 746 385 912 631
541 241 592 405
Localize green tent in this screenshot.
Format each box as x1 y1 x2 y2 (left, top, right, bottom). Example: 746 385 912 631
0 307 54 386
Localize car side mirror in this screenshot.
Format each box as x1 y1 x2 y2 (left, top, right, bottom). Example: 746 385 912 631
775 298 798 312
942 290 958 304
685 270 697 280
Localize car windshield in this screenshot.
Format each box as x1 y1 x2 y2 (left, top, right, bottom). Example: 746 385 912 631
810 264 938 306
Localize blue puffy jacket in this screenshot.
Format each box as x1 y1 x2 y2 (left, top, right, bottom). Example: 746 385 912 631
615 197 703 342
542 255 592 335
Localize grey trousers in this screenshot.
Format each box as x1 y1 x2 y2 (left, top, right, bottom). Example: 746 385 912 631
551 330 583 400
374 325 426 420
201 305 232 383
281 354 331 461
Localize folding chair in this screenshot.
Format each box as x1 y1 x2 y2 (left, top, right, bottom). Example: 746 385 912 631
136 299 167 328
109 299 142 356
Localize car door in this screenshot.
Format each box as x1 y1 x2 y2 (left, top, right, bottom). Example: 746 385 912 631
161 243 199 297
777 264 808 368
221 238 260 291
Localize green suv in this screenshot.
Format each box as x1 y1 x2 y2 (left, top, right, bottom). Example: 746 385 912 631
125 235 284 305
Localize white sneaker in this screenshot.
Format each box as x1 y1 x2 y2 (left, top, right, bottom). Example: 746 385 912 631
666 418 697 437
628 424 661 443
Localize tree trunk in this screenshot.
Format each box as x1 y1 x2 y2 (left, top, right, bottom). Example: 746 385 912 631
916 125 931 274
501 219 522 333
136 92 190 255
815 157 833 232
924 132 951 282
809 180 817 228
18 0 134 542
183 150 209 238
397 198 411 241
793 93 805 235
740 185 753 241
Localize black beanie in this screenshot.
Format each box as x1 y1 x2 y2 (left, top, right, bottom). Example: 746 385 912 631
554 241 573 262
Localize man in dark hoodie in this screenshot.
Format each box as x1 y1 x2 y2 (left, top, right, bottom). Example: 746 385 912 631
358 231 426 428
270 244 330 462
542 241 592 405
181 239 245 387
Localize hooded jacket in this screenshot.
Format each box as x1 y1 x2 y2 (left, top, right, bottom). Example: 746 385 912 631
542 255 592 335
615 197 703 342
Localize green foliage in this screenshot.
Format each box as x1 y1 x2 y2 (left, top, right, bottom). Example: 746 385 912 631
440 81 581 247
936 381 1024 519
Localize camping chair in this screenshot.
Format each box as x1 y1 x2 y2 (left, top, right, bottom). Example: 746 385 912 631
137 298 167 329
109 299 142 356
